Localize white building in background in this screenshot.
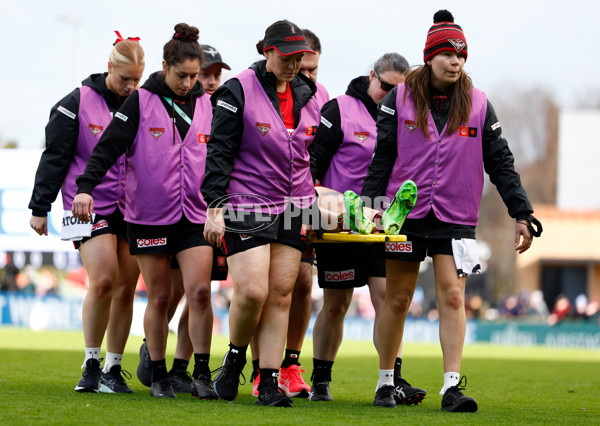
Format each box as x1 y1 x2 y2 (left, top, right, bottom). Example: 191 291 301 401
0 149 78 270
557 109 600 210
517 109 600 310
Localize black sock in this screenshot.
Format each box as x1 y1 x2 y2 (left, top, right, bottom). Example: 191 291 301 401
252 359 260 373
394 357 403 378
281 349 301 368
151 359 168 382
228 342 248 360
170 358 189 373
258 368 279 391
192 353 211 379
312 358 333 382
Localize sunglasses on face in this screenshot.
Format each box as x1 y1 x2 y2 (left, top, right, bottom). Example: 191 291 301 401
374 71 395 92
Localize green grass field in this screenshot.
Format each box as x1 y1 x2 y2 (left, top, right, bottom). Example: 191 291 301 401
1 327 598 425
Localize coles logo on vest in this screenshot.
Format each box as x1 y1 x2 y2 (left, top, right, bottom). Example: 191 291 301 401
324 269 355 282
354 132 369 143
149 128 165 140
404 120 417 133
256 122 271 136
88 124 104 137
306 125 318 136
92 220 108 232
385 241 413 253
459 127 478 138
198 134 210 144
137 237 167 248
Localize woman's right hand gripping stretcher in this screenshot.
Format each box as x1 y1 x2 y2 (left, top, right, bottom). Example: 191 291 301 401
72 193 94 223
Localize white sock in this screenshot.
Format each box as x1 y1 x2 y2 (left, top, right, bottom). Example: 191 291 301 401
376 369 394 391
439 371 460 395
82 347 102 369
103 352 123 373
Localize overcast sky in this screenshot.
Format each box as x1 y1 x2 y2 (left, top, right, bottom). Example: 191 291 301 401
0 0 598 149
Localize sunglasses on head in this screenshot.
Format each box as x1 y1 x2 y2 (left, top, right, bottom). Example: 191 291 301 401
374 71 395 92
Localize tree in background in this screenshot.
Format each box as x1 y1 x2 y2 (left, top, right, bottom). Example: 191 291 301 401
478 86 558 303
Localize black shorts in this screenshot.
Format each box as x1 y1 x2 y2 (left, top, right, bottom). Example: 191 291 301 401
170 245 229 281
315 243 385 289
74 209 127 249
222 203 320 257
383 235 453 262
127 216 211 256
300 245 315 264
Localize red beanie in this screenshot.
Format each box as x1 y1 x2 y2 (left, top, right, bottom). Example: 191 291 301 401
423 10 468 63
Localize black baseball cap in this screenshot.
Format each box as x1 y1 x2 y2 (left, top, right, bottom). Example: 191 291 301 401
263 33 314 56
202 44 231 70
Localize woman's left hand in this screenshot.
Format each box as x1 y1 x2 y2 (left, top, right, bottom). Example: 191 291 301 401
72 193 94 222
515 221 533 254
204 208 225 247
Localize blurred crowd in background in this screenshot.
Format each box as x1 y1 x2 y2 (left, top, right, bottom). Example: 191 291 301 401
2 263 598 327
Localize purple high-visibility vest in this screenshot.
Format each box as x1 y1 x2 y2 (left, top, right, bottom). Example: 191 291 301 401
315 82 330 109
385 84 487 226
321 95 376 194
125 89 211 225
227 70 320 213
63 85 126 215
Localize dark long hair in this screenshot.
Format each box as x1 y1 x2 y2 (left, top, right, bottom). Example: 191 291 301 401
403 64 473 139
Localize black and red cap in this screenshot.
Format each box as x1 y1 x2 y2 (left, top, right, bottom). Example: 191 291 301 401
423 10 468 62
263 33 315 56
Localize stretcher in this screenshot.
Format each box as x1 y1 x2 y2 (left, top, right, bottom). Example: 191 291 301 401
308 231 407 243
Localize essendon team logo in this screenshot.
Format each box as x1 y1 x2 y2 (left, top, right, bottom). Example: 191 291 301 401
256 122 271 136
354 132 369 142
217 256 226 267
88 124 104 136
198 134 209 144
459 126 478 138
448 38 466 53
149 127 165 140
404 120 417 133
306 126 318 136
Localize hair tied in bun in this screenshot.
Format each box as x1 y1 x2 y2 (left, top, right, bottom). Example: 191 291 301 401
174 32 199 41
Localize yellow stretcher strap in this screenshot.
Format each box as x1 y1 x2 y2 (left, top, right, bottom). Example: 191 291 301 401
308 232 407 243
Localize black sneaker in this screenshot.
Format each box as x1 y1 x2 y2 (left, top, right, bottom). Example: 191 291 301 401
441 376 478 412
308 381 332 401
394 377 426 405
150 378 176 398
169 369 193 394
255 386 293 407
136 339 152 388
100 365 134 394
373 385 396 407
212 350 246 401
191 375 218 400
75 358 102 393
